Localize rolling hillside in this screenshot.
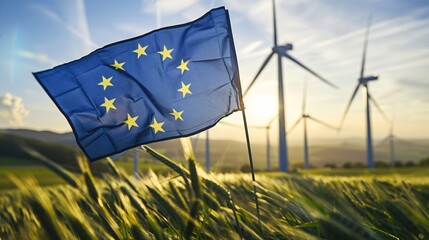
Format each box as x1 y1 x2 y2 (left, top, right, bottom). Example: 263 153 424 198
1 129 428 170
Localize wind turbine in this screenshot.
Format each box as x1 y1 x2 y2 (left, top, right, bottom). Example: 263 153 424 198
288 81 338 169
339 18 389 169
191 131 210 172
262 116 277 171
377 115 399 167
384 121 395 166
243 0 337 172
219 116 277 171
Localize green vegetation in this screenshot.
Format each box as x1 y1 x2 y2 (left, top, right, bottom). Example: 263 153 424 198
1 145 429 239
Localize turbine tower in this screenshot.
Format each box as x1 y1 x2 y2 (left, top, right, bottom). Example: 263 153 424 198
387 122 395 166
377 119 396 166
191 132 210 172
243 0 337 172
288 80 338 169
339 18 389 169
263 116 277 171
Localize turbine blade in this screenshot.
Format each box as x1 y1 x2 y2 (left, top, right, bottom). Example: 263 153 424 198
267 114 278 127
360 16 372 78
250 125 266 130
287 117 302 133
368 93 389 122
308 116 338 131
302 79 308 114
218 121 242 129
375 136 390 146
339 83 361 129
395 138 421 147
272 0 278 46
219 121 265 130
243 51 275 96
282 52 338 89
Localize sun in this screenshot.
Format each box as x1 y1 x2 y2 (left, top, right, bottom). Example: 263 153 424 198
245 93 278 125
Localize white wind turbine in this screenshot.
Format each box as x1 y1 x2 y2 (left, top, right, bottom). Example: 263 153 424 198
243 0 338 172
339 18 389 169
288 80 338 169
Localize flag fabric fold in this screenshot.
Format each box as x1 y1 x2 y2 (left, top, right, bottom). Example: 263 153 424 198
33 7 242 161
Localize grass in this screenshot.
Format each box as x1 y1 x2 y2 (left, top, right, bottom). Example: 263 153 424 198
1 147 429 239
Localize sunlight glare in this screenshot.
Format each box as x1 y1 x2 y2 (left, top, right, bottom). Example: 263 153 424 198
245 93 277 125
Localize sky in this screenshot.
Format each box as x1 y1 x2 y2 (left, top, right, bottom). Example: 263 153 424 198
1 0 428 146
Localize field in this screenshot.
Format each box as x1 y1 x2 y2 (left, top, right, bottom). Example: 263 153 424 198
1 146 429 239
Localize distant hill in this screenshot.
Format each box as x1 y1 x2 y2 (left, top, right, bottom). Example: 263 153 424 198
2 129 78 148
0 131 79 169
1 128 429 170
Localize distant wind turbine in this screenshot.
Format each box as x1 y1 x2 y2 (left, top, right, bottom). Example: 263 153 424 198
243 0 337 172
377 115 402 167
219 116 277 171
339 17 389 169
383 121 395 166
191 131 210 172
288 80 338 169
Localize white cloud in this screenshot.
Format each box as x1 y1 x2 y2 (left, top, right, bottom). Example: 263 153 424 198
17 50 58 66
30 2 98 53
116 23 151 37
142 0 199 16
0 92 29 127
238 40 264 58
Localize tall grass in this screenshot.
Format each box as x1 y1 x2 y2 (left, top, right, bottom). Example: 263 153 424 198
0 145 428 239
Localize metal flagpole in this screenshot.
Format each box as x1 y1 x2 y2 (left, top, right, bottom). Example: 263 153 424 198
134 148 139 179
241 109 261 230
205 130 210 172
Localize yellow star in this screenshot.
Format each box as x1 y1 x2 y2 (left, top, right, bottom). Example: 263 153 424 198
133 44 148 58
169 108 184 121
110 59 125 71
177 59 190 75
123 113 139 130
98 76 113 91
157 45 174 61
149 117 165 134
177 81 192 98
100 97 117 113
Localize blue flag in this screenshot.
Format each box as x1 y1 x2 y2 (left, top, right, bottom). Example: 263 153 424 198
33 7 243 161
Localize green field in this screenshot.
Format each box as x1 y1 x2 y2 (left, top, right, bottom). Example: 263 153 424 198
1 146 429 239
0 156 174 190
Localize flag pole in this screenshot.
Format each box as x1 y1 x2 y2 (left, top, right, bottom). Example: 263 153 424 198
241 109 261 230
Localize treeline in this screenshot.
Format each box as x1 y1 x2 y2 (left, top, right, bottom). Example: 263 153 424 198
238 158 429 172
325 157 429 169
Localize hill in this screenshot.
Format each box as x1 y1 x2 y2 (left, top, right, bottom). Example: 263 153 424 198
1 128 429 170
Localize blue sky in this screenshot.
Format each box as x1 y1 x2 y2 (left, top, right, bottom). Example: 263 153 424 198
1 0 428 145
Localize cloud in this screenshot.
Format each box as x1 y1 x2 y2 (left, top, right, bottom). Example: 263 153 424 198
0 92 29 127
30 2 98 52
17 50 59 66
115 23 151 37
142 0 199 16
238 40 267 60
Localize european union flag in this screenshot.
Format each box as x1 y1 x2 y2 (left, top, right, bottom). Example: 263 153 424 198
33 7 242 161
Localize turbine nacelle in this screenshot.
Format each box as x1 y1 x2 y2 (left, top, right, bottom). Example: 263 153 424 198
359 75 379 84
272 43 293 54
